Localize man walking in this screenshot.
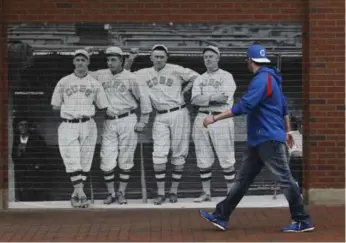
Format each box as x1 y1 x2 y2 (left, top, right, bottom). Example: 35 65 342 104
199 44 314 233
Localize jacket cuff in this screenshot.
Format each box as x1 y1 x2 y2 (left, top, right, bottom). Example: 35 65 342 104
231 104 242 116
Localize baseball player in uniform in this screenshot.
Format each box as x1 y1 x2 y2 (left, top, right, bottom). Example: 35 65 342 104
88 46 152 205
191 46 237 202
51 49 109 208
129 44 200 205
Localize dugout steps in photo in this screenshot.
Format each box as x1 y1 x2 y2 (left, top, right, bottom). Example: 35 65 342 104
7 22 303 209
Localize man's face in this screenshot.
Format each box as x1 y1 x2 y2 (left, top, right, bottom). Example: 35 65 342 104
73 55 89 72
18 121 29 135
203 50 219 69
107 55 122 72
150 50 167 69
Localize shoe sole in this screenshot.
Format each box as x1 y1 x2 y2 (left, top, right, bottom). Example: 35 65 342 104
282 227 315 233
199 211 226 231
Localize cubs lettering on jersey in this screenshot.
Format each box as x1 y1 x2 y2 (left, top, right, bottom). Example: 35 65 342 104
134 63 199 111
91 69 152 116
191 69 236 112
51 73 109 119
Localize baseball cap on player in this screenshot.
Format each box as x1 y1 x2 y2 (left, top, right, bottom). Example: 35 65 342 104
106 46 123 56
74 49 89 60
152 44 168 54
203 45 220 56
247 44 271 63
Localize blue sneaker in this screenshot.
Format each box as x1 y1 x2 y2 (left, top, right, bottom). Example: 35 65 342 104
282 221 315 233
199 210 228 231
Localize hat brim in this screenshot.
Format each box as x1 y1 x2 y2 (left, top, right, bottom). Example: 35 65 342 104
251 58 271 63
106 53 122 56
203 48 220 56
74 53 89 60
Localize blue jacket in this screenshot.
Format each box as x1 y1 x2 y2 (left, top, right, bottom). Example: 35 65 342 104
231 66 288 147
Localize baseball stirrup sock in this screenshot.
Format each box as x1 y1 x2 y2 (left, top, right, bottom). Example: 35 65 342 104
200 169 212 194
103 170 115 195
223 169 235 192
155 170 166 196
68 170 84 196
69 171 83 187
81 171 88 182
103 170 115 183
118 170 131 194
170 169 183 194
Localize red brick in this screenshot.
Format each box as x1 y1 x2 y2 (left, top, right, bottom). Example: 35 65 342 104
0 207 343 242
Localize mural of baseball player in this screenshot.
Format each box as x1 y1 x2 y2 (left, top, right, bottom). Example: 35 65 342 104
87 46 152 205
50 49 109 208
128 44 200 205
191 46 237 202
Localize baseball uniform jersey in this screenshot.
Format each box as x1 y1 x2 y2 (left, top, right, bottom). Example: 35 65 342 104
134 63 199 165
90 69 152 172
191 68 237 169
51 73 109 174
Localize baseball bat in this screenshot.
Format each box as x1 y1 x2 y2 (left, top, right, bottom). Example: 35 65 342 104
89 171 94 204
139 135 147 203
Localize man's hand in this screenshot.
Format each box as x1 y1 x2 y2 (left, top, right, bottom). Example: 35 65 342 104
134 121 146 133
84 46 94 54
128 48 139 60
210 93 229 104
286 132 294 149
203 115 215 128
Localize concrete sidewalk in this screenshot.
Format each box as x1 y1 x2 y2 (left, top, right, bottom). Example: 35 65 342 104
0 205 344 242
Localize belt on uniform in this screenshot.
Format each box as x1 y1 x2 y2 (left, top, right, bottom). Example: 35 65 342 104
156 104 187 114
105 110 136 120
62 116 94 123
199 110 222 115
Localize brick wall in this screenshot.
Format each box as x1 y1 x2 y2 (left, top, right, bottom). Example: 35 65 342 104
0 0 344 208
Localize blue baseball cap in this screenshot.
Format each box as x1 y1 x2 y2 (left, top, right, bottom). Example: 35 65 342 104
247 44 271 63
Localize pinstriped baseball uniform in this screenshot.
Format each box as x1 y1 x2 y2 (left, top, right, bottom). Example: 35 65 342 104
134 63 199 166
191 68 237 169
51 73 109 176
91 68 152 172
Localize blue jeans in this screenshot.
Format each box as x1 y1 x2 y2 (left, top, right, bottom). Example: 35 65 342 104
214 140 311 223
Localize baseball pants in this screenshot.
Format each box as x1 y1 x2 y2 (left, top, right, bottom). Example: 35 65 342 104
192 112 236 169
100 113 138 172
152 107 191 165
58 119 97 177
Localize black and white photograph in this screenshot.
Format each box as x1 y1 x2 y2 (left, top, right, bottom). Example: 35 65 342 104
7 22 303 209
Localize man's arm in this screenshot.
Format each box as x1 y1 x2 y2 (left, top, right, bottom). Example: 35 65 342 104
285 115 291 133
282 95 291 133
51 81 63 111
178 66 200 93
190 76 208 106
131 77 153 115
94 84 109 110
124 48 139 71
206 75 266 124
230 75 266 117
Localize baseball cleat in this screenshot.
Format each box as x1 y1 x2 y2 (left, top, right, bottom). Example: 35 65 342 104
116 191 128 204
71 195 81 208
167 193 178 203
103 193 117 205
80 196 89 208
194 193 212 203
153 195 166 205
